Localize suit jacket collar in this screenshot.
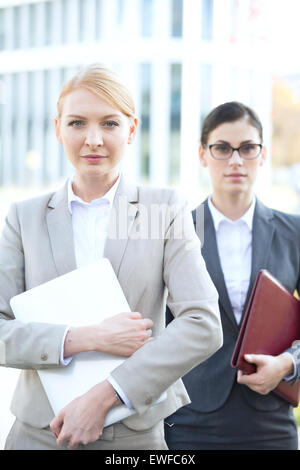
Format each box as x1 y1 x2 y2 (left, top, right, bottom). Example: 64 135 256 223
241 198 274 317
47 181 77 276
194 199 238 331
193 198 275 331
47 174 138 209
46 175 139 278
103 176 139 276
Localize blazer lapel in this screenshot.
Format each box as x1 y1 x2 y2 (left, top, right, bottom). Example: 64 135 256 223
194 200 238 331
241 199 275 317
46 182 77 276
103 176 139 276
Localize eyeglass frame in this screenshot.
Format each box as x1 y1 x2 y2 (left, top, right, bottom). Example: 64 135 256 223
205 143 263 160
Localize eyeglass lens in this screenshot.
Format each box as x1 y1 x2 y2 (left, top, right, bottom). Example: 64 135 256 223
211 144 261 160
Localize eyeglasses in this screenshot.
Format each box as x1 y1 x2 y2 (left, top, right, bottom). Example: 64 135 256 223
206 143 263 160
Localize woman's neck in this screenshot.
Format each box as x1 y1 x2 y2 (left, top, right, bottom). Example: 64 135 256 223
72 172 119 202
211 192 253 221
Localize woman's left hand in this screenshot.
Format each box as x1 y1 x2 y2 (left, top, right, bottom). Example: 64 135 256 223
237 352 294 395
50 380 120 449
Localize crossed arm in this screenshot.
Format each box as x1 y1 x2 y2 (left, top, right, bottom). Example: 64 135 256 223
49 311 153 449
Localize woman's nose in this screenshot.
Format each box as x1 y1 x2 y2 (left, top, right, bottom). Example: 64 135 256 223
85 127 104 147
229 149 243 165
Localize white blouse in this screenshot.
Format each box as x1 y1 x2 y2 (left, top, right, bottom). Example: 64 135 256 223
208 196 255 325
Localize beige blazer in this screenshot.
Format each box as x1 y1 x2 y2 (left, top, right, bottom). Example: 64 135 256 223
0 177 222 431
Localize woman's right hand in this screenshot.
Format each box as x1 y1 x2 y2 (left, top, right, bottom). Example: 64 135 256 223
63 312 153 358
94 312 154 356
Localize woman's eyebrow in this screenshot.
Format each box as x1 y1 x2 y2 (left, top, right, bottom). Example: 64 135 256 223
65 114 85 119
214 139 255 144
65 113 122 119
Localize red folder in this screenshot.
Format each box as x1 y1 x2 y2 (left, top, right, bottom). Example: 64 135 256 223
231 269 300 407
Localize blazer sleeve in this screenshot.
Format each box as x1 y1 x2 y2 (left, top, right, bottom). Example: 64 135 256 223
0 203 69 370
110 192 223 414
281 222 300 382
284 340 300 383
283 239 300 382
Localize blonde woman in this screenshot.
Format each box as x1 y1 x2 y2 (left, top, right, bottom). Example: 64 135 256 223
1 64 222 450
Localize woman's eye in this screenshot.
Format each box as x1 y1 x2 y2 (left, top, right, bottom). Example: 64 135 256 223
241 145 255 153
67 120 119 128
103 121 119 128
68 120 84 128
216 145 230 153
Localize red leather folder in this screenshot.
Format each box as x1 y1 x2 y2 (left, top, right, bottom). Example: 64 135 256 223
231 269 300 407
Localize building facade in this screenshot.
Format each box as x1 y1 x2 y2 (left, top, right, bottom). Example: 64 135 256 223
0 0 271 203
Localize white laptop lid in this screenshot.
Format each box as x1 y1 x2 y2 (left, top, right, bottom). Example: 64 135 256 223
10 258 165 427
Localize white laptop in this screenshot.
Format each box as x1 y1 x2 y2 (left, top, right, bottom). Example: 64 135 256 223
10 258 166 427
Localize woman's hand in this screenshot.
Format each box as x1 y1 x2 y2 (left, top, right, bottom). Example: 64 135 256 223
50 380 119 449
237 352 294 395
64 312 153 358
94 312 154 356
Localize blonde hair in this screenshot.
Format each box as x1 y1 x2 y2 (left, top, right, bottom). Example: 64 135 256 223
57 63 136 119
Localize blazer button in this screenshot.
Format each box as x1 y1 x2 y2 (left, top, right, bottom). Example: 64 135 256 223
41 353 48 361
145 398 153 405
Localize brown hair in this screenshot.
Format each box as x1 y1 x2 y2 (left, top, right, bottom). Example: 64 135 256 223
201 101 263 146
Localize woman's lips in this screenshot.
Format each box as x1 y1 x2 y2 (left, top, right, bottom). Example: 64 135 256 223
81 154 107 163
225 173 246 181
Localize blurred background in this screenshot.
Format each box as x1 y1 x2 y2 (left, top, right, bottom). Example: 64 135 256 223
1 0 300 449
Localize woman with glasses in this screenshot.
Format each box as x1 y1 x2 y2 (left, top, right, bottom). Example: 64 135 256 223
165 101 300 450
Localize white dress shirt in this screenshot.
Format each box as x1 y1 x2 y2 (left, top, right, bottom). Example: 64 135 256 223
208 196 295 379
68 176 117 269
60 174 132 408
208 196 255 325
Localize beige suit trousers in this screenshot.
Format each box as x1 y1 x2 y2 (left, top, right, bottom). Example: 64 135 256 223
5 418 168 450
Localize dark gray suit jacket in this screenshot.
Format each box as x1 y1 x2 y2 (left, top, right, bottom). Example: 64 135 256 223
167 198 300 413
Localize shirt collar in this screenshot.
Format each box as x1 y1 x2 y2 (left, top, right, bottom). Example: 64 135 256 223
67 174 121 214
208 195 256 232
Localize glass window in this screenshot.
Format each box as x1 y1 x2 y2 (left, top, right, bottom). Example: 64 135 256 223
61 0 68 43
29 2 47 48
26 72 35 180
45 1 53 46
200 64 212 127
13 6 21 49
79 0 97 42
43 70 51 183
11 73 19 182
141 0 153 37
0 9 4 50
79 0 85 42
171 0 183 37
201 0 213 40
28 3 37 47
27 71 34 151
169 63 182 184
117 0 125 26
0 74 4 105
95 0 103 40
140 63 151 181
